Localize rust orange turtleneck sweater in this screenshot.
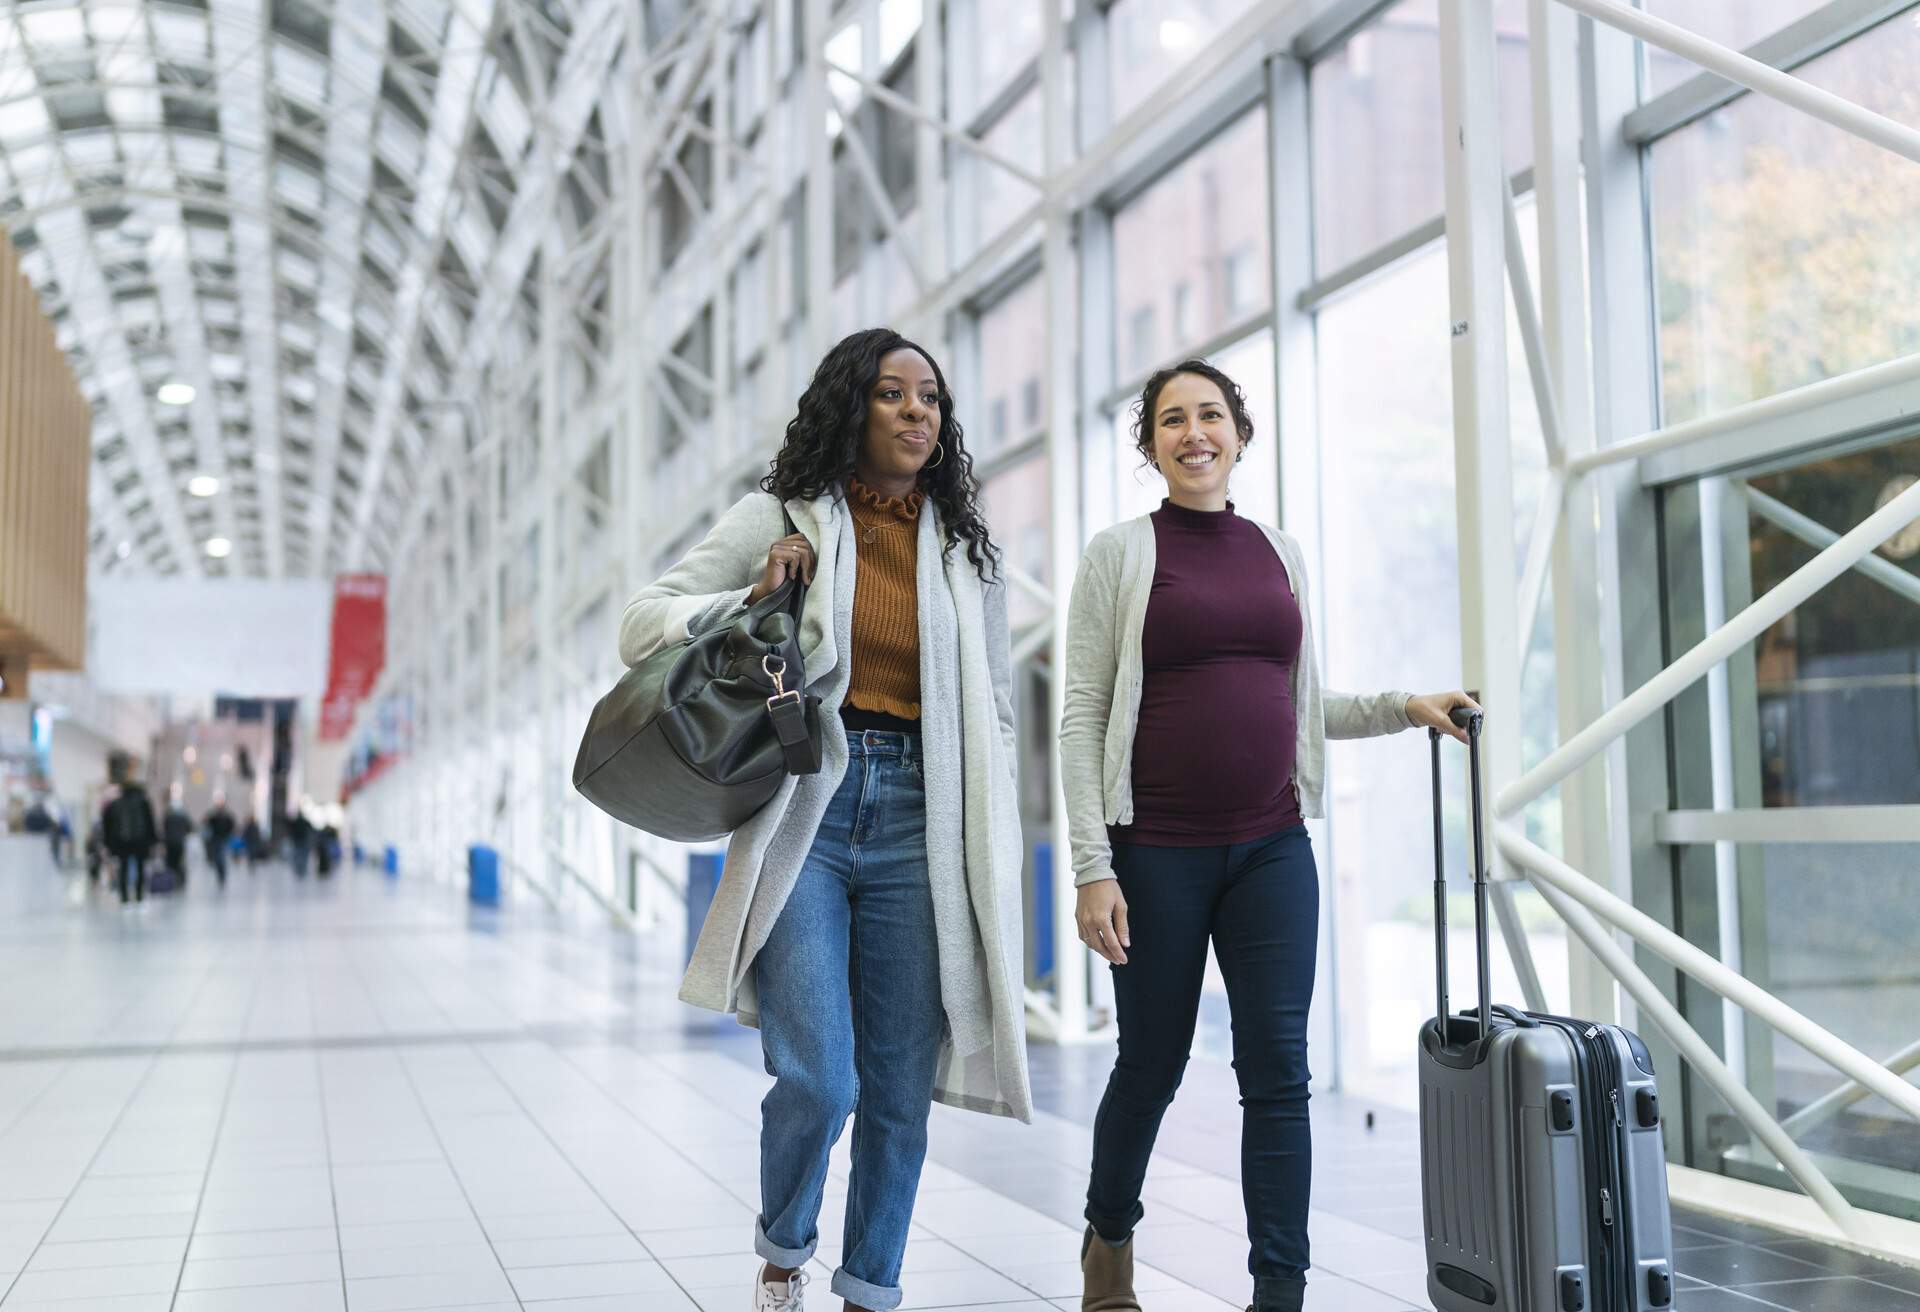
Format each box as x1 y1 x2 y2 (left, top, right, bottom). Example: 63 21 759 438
843 478 924 721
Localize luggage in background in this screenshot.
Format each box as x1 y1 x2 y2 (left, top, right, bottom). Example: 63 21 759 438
1418 708 1675 1311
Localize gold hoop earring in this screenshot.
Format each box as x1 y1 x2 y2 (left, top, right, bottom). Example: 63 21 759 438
925 441 945 469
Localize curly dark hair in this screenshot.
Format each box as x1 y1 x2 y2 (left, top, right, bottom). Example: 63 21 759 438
762 327 1000 579
1129 358 1256 472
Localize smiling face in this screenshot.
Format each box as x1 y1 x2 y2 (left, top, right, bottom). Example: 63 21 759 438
1150 372 1242 509
856 347 943 492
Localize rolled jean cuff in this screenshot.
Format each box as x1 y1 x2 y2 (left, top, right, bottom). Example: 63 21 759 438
753 1216 816 1269
831 1266 902 1311
1084 1200 1144 1244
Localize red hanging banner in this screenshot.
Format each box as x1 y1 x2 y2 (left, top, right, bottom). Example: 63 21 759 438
319 574 387 740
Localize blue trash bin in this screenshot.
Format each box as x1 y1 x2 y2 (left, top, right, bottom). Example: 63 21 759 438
468 844 499 906
686 852 723 964
383 845 399 878
1032 841 1054 982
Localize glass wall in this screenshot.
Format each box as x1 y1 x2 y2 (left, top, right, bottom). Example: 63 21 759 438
1649 13 1920 426
1743 438 1920 810
1111 109 1270 380
1107 0 1266 118
1310 0 1532 274
1641 0 1834 95
1659 432 1920 1214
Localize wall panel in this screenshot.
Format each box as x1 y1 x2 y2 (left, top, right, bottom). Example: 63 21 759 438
0 224 90 696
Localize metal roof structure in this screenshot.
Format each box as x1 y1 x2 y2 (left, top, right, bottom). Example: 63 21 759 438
0 0 619 579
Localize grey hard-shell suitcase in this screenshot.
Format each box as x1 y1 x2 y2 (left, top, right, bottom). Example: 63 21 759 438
1419 709 1675 1311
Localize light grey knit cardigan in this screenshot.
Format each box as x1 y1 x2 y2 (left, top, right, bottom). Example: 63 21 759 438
619 489 1032 1122
1059 513 1417 888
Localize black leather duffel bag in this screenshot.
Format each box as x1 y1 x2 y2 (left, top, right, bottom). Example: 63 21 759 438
572 561 823 842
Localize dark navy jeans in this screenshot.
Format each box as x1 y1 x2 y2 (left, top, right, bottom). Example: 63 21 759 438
1086 823 1319 1283
753 729 944 1312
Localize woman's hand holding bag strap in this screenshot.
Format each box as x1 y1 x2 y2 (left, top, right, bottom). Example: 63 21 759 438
572 509 824 842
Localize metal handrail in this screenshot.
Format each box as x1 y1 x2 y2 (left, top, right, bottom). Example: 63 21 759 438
496 851 562 912
1781 1037 1920 1140
1742 485 1920 609
543 843 639 931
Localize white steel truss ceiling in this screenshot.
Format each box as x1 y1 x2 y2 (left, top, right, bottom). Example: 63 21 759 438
0 0 617 579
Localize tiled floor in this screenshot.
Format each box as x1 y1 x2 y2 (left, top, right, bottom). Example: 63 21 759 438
0 834 1914 1310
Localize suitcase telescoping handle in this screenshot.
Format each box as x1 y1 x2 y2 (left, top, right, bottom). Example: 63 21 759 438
1431 705 1490 1043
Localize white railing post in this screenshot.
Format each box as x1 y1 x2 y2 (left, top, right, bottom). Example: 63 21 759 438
1042 0 1088 1041
1499 826 1920 1125
1527 869 1867 1240
1439 0 1524 883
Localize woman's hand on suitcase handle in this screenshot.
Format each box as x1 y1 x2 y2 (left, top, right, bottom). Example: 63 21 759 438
1076 880 1131 965
1407 690 1483 744
746 534 817 605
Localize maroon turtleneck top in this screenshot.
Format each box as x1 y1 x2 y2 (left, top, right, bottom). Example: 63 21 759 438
1110 498 1305 847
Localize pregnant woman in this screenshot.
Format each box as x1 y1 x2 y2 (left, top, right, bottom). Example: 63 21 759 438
1060 358 1478 1312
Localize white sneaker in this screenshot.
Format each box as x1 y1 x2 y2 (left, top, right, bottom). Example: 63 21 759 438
754 1266 808 1310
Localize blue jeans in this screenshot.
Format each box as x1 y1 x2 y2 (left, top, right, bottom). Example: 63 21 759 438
754 729 944 1311
1087 824 1319 1286
116 853 147 902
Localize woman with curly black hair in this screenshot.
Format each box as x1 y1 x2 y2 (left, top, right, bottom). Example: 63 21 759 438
1060 359 1477 1312
620 327 1030 1312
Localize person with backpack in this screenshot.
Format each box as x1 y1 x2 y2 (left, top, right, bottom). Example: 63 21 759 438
86 817 104 883
102 766 160 906
287 808 314 877
162 796 194 891
203 795 236 886
24 791 62 867
241 814 265 869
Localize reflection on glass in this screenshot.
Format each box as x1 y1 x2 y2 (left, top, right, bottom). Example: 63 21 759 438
1309 0 1531 275
955 0 1043 122
978 454 1051 634
963 87 1045 265
1314 228 1558 1106
978 276 1046 460
1649 16 1920 425
1112 109 1269 380
1641 0 1831 96
1719 843 1920 1213
1107 0 1263 119
1739 437 1920 809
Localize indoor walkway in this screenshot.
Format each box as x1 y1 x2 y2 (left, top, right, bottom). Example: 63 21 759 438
0 836 1913 1311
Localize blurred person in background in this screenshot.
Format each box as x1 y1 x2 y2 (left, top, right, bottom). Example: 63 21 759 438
101 754 159 906
162 790 194 891
203 794 236 887
287 805 314 878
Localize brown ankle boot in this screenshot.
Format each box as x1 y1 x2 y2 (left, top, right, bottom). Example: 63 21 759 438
1081 1224 1143 1311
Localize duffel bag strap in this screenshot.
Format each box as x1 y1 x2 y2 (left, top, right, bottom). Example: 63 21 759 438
763 654 820 774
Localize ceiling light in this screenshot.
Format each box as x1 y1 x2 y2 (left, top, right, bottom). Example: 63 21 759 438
188 475 220 497
183 746 198 764
116 541 132 559
204 537 232 559
157 382 196 406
